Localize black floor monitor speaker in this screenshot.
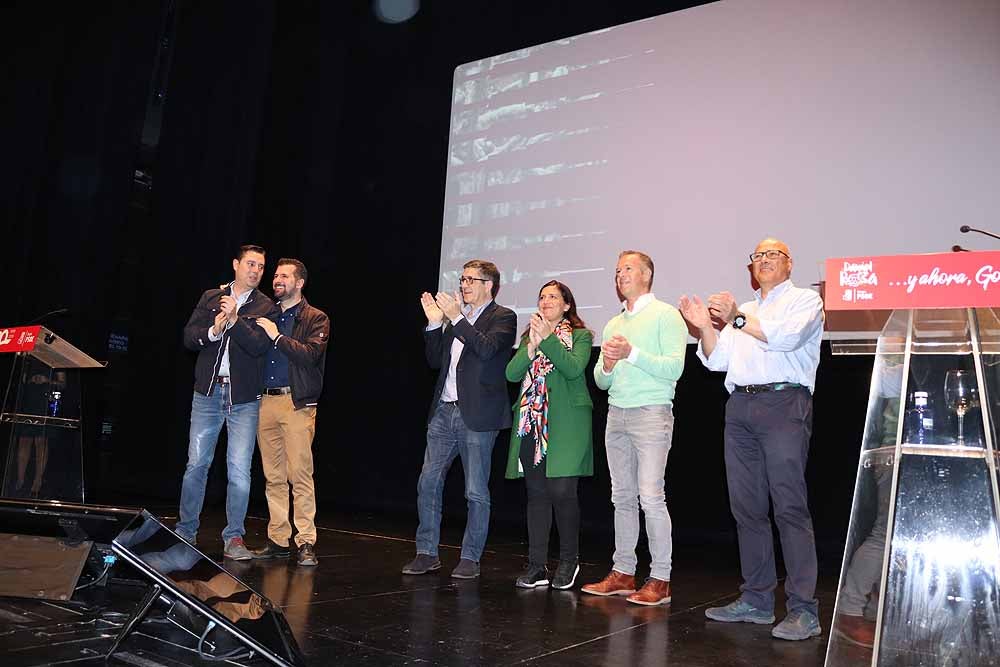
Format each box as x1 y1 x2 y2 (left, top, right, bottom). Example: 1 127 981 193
0 498 306 667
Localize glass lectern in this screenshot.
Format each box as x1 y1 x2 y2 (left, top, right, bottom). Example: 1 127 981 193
0 325 103 502
826 306 1000 665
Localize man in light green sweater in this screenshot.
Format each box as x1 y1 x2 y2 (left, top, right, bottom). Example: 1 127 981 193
581 250 687 606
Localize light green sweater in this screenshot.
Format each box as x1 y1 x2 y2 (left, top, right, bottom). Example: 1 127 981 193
594 296 687 408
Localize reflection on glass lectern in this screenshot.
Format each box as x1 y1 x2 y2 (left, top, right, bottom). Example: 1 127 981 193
826 309 1000 666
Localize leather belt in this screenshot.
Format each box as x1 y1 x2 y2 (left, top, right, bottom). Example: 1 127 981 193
733 382 803 394
215 376 230 384
265 386 292 395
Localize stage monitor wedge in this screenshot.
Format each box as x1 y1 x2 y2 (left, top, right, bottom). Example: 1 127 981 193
113 511 307 667
0 499 306 667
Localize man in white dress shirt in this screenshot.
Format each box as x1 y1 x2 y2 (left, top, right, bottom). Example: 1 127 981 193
678 238 824 641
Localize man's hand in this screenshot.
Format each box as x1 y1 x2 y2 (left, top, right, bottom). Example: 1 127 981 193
219 295 238 324
420 292 444 325
606 334 632 360
679 294 713 330
212 310 229 337
600 341 619 373
601 334 631 372
707 291 738 324
434 291 463 321
256 317 279 341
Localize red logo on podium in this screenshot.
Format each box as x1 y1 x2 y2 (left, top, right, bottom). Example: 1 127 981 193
0 325 42 353
826 251 1000 310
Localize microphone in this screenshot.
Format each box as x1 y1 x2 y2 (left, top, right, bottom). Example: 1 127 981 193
25 308 69 325
952 245 971 252
960 225 1000 241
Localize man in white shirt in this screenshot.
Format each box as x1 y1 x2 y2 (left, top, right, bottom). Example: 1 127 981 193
679 238 824 641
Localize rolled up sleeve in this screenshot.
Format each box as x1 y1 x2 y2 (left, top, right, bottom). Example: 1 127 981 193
757 291 824 352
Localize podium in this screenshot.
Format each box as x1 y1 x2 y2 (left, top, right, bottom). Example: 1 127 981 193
823 252 1000 666
0 325 103 502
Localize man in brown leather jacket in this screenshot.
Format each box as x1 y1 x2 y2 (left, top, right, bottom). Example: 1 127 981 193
249 258 330 566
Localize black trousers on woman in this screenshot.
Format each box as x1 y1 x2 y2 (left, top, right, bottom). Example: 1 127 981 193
519 431 580 567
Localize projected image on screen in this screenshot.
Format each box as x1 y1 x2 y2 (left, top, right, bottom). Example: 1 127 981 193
438 0 1000 341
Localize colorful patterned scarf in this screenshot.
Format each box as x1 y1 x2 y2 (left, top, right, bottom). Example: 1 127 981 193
516 319 574 466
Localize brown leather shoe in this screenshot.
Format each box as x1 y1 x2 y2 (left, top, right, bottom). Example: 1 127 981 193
626 577 671 606
581 570 636 597
833 614 874 649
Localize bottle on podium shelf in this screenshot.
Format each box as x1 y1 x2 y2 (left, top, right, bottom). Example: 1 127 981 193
905 391 934 444
48 390 61 417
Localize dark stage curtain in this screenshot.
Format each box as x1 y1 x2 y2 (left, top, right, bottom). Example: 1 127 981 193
0 0 868 561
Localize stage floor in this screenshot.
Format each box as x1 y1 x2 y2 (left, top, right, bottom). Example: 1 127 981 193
0 507 849 666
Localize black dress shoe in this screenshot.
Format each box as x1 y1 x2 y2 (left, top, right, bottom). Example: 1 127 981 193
297 543 318 566
251 539 292 559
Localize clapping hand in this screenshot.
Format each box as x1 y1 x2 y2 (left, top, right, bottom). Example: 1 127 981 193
420 292 444 325
601 334 631 372
527 313 547 356
678 294 712 329
706 291 738 325
219 295 238 324
212 310 229 337
603 335 632 360
434 291 463 321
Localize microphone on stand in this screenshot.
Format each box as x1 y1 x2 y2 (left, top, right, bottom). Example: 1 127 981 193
959 225 1000 241
25 308 69 325
952 245 971 252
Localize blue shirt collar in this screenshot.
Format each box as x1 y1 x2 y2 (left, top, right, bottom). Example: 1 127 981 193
463 299 493 323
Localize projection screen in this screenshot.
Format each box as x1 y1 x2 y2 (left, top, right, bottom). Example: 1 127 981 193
437 0 1000 342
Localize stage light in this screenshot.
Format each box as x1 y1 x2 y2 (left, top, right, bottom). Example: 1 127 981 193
373 0 419 24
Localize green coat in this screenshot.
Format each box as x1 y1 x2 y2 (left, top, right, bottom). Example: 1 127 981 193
504 327 594 479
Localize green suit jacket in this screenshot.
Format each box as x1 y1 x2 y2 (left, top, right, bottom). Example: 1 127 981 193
504 327 594 479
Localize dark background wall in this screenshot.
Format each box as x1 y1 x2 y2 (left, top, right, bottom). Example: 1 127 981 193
0 0 873 564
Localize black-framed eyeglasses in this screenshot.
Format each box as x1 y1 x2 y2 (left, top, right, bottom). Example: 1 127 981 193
459 276 490 285
749 249 790 263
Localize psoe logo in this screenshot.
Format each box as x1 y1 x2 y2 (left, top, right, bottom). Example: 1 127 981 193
0 329 11 346
842 289 854 302
840 260 878 288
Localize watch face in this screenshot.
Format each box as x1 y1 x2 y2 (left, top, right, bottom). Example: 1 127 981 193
734 314 746 329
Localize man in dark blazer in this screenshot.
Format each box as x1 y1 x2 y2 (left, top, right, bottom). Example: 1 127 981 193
177 244 280 560
402 259 517 579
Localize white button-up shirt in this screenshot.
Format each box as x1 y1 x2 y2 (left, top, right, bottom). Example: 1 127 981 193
427 300 493 402
696 280 824 393
207 284 253 378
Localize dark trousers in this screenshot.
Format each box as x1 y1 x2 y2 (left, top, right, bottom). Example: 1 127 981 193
724 387 818 616
519 432 580 567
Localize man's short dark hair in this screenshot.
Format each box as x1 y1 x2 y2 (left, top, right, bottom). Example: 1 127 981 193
464 259 501 298
237 244 266 260
277 258 308 286
619 250 655 287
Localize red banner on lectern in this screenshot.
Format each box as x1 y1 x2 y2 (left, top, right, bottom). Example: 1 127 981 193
0 325 41 353
825 251 1000 310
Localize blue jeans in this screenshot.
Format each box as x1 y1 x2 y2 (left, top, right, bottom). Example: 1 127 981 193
605 404 674 581
415 402 498 562
176 387 259 542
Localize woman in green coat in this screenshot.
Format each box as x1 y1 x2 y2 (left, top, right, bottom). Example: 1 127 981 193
505 280 593 590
